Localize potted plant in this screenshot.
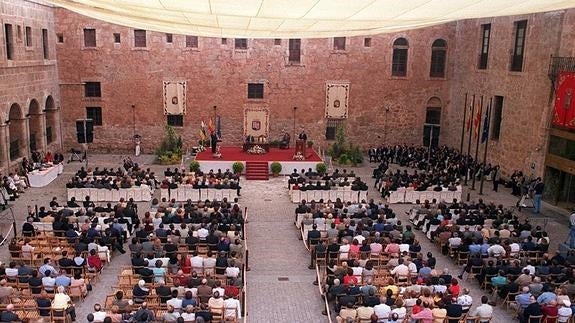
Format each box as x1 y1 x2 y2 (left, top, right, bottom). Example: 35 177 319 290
232 161 245 175
307 140 314 148
316 162 327 175
270 162 282 176
189 160 200 173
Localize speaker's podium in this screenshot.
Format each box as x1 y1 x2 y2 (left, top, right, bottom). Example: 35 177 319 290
295 139 306 157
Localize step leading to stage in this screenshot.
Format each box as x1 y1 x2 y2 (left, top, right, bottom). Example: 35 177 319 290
245 161 269 180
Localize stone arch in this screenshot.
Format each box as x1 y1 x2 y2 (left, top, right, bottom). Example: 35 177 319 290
8 103 27 160
28 99 44 152
45 95 58 146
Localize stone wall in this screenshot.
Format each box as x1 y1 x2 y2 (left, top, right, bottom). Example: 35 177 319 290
0 0 62 172
444 10 575 177
53 8 454 154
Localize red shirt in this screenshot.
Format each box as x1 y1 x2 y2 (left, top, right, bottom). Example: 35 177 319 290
87 255 102 271
448 284 460 298
412 304 423 314
542 305 559 323
342 274 358 286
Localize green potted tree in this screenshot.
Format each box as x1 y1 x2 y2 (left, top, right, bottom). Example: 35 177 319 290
270 161 282 177
307 140 314 149
189 160 200 173
316 162 327 175
232 161 245 175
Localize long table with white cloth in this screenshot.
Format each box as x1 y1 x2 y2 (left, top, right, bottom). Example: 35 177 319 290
28 164 64 188
160 186 239 201
67 186 153 202
387 187 462 204
290 189 368 203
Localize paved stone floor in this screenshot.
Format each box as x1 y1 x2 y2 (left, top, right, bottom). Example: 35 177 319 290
0 154 571 323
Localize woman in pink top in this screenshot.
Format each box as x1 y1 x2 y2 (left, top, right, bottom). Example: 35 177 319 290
410 303 434 323
349 239 360 259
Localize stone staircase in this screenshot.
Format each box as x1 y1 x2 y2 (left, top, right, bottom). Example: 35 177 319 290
245 161 269 180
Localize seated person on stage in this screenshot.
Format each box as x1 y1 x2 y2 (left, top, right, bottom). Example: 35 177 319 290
280 132 290 149
245 135 254 143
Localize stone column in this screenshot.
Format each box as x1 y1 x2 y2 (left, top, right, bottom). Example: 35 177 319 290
22 116 30 158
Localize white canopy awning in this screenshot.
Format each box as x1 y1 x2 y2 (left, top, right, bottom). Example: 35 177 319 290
47 0 575 38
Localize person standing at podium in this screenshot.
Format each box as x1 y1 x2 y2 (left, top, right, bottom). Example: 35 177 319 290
298 130 308 142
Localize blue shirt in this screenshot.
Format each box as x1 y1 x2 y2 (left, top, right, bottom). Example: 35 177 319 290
516 293 532 308
55 275 71 287
491 276 507 286
468 244 481 254
537 292 557 305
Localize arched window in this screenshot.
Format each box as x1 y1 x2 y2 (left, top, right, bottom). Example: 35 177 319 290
8 103 26 160
430 39 447 78
392 38 408 77
28 99 42 151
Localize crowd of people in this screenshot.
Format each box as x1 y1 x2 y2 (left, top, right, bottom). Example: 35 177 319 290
65 165 157 190
160 168 241 195
288 168 369 191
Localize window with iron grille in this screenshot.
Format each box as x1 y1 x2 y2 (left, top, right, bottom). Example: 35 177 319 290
274 38 281 46
247 83 264 99
84 82 101 97
392 38 409 77
57 33 64 43
42 29 48 59
5 24 14 60
25 26 32 47
478 24 491 69
491 96 504 140
167 115 183 127
86 107 102 126
113 33 120 43
134 30 146 47
83 28 96 47
326 119 344 140
430 39 447 78
289 39 301 64
221 38 227 45
510 20 527 72
235 38 247 50
333 37 346 50
364 38 372 47
186 35 198 48
165 33 173 43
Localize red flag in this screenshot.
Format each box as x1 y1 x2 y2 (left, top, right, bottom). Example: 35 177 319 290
208 118 215 133
466 104 473 132
473 108 481 139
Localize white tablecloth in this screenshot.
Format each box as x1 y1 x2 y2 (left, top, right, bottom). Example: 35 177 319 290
160 187 238 201
67 187 153 202
289 189 368 203
28 164 64 188
386 188 462 204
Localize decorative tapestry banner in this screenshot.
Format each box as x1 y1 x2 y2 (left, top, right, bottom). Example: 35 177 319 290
325 82 350 119
244 107 269 138
163 81 186 115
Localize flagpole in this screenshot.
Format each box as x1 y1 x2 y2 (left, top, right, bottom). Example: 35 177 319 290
464 94 475 186
479 97 492 195
471 95 484 191
459 93 468 154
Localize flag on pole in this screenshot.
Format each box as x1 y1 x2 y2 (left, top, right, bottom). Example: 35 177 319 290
473 107 481 139
199 121 207 140
481 107 490 143
216 116 221 138
466 102 473 132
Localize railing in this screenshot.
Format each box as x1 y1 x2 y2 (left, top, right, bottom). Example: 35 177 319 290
548 56 575 85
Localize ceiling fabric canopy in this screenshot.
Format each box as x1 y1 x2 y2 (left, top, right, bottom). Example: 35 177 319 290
47 0 575 38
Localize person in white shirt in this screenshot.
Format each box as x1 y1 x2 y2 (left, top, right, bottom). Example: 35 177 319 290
509 242 521 256
522 262 536 275
457 288 473 312
339 239 350 260
390 259 410 278
166 290 183 310
190 251 204 270
373 299 391 320
180 305 195 321
203 251 216 275
197 225 209 241
448 233 462 248
558 299 572 323
487 243 506 258
469 295 493 322
225 262 240 278
92 303 107 322
42 271 56 292
224 296 242 320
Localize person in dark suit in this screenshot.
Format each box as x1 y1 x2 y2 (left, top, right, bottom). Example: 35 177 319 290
298 130 307 141
155 281 172 304
36 291 52 317
446 299 463 322
0 304 20 321
210 132 218 154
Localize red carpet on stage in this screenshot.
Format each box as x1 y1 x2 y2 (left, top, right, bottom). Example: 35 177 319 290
196 146 322 162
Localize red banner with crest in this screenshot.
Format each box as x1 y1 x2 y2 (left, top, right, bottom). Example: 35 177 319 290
553 72 575 129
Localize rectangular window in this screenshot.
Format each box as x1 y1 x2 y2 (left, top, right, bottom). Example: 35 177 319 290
247 83 264 99
9 139 20 160
326 119 344 140
86 107 102 126
333 37 346 50
185 35 198 48
134 29 146 47
478 23 491 70
221 38 227 45
57 33 64 43
235 38 247 50
84 82 101 97
288 38 301 64
83 28 96 47
510 20 527 72
42 29 48 59
491 95 504 140
113 33 121 43
25 26 32 47
4 24 14 60
274 38 281 46
167 115 183 127
165 33 173 43
392 48 408 77
364 38 372 47
16 25 21 42
46 126 53 144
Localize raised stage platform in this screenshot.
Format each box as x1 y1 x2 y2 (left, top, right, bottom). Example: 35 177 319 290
195 146 323 175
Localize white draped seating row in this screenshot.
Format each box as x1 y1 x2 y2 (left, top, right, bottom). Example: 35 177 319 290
386 188 462 204
160 187 239 202
67 187 153 202
289 189 368 204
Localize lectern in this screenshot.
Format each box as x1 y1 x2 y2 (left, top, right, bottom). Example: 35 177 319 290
295 139 306 157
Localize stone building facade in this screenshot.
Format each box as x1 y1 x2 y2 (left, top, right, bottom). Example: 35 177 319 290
0 0 62 172
3 1 575 188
